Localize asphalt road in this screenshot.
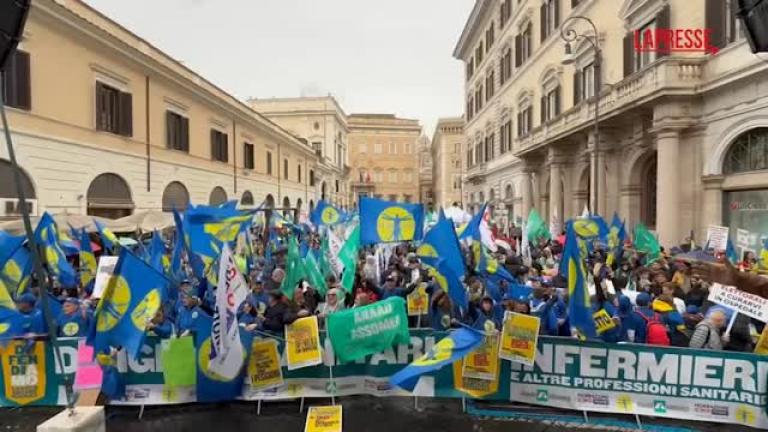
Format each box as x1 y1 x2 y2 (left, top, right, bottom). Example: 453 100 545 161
1 397 754 432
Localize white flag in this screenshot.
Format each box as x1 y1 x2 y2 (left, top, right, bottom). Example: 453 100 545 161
209 244 249 380
327 229 345 277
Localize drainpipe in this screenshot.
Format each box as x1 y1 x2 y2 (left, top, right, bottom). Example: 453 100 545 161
145 75 150 192
233 118 237 194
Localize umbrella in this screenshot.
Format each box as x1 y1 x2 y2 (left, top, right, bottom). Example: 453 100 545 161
443 206 471 225
118 237 138 247
107 211 174 233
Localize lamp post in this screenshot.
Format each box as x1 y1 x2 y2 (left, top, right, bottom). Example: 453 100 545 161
560 15 601 215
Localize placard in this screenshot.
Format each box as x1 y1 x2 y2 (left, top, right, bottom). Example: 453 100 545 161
247 339 283 391
285 316 322 370
0 341 46 405
73 342 102 390
91 256 119 298
304 405 342 432
406 283 429 316
499 312 540 366
708 283 768 322
706 225 729 252
593 309 617 334
462 333 499 380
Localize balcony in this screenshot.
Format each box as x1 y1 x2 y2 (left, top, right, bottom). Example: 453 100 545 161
465 162 487 184
516 56 706 155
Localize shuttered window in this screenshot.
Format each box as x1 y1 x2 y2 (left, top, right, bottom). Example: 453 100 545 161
1 50 31 110
166 111 189 152
96 81 132 137
266 151 273 175
210 129 228 162
243 142 255 169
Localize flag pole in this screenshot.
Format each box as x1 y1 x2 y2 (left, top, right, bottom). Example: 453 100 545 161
1 84 75 410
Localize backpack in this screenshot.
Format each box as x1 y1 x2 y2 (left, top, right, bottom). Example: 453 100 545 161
640 313 671 346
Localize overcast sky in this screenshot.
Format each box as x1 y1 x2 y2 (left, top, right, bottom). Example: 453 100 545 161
85 0 474 135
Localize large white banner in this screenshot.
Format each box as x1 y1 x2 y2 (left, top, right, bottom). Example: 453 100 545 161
708 283 768 322
209 244 249 379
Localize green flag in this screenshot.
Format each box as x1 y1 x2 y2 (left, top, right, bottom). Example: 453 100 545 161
318 235 332 278
526 208 550 243
338 225 360 294
305 253 328 296
280 235 308 299
634 223 661 264
327 296 409 363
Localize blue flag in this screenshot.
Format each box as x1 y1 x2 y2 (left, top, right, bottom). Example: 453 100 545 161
149 230 165 273
417 209 465 278
358 197 424 245
458 203 486 241
726 238 739 264
310 200 345 227
34 213 77 288
1 244 32 297
390 327 483 392
572 214 610 243
194 311 253 402
562 221 597 338
0 231 25 266
94 248 169 359
79 228 97 289
94 219 119 253
427 258 468 311
184 203 252 280
606 213 627 267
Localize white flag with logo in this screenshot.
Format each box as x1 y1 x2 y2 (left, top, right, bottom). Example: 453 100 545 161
327 229 345 277
209 244 249 379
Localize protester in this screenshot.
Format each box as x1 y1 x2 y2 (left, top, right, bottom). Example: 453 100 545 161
260 291 297 332
16 293 46 335
689 310 726 350
176 291 202 336
56 297 89 337
146 308 174 339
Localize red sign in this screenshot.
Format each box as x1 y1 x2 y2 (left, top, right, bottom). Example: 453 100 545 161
634 28 719 54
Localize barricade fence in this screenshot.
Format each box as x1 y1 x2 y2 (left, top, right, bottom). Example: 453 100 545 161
1 331 766 429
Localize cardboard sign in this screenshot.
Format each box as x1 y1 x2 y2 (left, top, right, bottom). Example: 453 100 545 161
706 225 729 252
305 405 342 432
0 341 46 406
462 333 499 381
285 316 323 370
736 228 751 250
499 312 540 366
708 283 768 323
73 342 102 390
247 339 283 391
406 283 429 316
453 358 499 398
91 256 119 298
593 309 618 334
160 336 196 388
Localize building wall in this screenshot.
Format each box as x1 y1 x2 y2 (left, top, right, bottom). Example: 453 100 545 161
417 135 434 208
1 0 319 219
348 115 422 203
431 118 464 209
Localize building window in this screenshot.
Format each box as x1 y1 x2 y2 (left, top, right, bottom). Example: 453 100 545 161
635 20 657 72
475 143 482 164
210 129 228 162
517 106 532 137
574 62 596 106
297 164 302 183
476 42 484 65
467 95 474 121
96 81 132 137
283 159 289 179
500 118 512 153
724 128 768 174
485 134 495 162
1 50 31 110
486 22 495 50
500 0 512 28
374 142 383 154
243 142 255 169
541 85 561 123
266 151 273 175
389 142 397 154
166 111 189 152
501 47 512 84
466 56 474 81
389 170 398 183
515 23 532 66
335 180 339 193
486 70 495 102
475 85 484 112
541 0 560 42
312 141 322 157
466 148 473 168
404 194 413 203
309 169 315 186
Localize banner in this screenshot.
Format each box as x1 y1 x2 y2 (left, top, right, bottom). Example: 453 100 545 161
285 316 322 370
247 339 283 391
327 297 409 363
708 283 768 323
406 284 429 316
210 245 249 379
593 309 618 334
0 341 47 406
499 312 540 366
462 333 499 381
5 334 768 429
305 405 342 432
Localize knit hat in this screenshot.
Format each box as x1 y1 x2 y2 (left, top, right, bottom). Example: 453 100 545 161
635 292 651 307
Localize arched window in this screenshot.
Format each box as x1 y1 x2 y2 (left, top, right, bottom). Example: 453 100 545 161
209 187 228 206
309 169 316 186
724 128 768 174
282 196 291 217
162 181 189 212
264 194 275 209
87 173 134 218
240 191 254 207
641 157 657 228
505 183 513 200
295 198 303 222
0 159 35 199
321 182 327 200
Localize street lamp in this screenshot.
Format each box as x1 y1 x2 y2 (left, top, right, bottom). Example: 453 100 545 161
560 15 602 215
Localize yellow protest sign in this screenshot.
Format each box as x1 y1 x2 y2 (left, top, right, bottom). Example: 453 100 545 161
304 405 342 432
499 312 540 366
0 341 46 405
462 333 499 381
452 359 498 398
285 316 323 370
754 326 768 355
247 338 283 391
406 283 429 316
593 309 617 334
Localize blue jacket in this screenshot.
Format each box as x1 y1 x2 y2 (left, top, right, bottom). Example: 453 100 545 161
176 306 202 334
592 300 622 343
20 308 47 334
618 296 645 343
531 297 559 336
56 311 90 337
148 319 175 339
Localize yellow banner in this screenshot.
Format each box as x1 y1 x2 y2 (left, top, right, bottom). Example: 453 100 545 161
755 326 768 355
1 341 46 405
452 358 498 398
406 283 429 316
462 333 499 381
247 338 283 391
285 316 323 370
499 312 540 366
304 405 343 432
593 309 617 334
